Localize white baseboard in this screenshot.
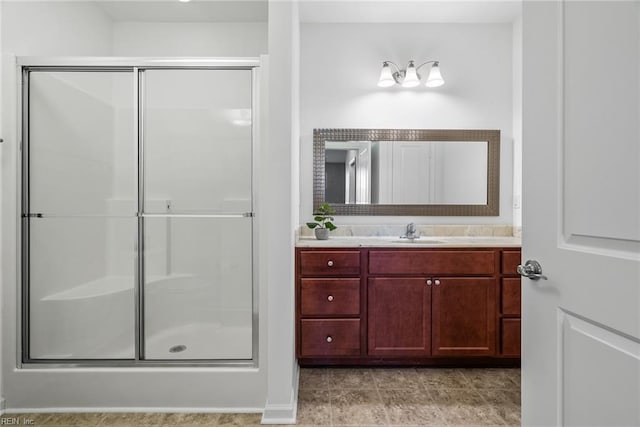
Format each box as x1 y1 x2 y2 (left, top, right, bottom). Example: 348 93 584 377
3 407 263 414
1 398 6 415
261 365 300 425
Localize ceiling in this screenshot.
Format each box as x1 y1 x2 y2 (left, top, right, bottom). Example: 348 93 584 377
90 0 520 24
95 1 268 23
298 0 522 24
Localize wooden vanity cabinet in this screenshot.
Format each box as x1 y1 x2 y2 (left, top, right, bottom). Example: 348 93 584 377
369 249 497 357
296 247 521 366
500 250 522 356
296 250 363 358
431 277 496 356
368 277 431 356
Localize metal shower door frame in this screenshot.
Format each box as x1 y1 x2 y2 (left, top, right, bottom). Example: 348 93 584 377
18 57 261 368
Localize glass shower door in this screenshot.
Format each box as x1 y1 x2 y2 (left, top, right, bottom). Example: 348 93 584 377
141 69 254 360
26 70 136 359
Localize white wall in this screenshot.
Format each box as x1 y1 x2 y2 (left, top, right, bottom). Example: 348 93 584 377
300 23 515 225
0 0 3 412
112 22 267 56
262 1 299 423
2 1 113 56
512 16 523 229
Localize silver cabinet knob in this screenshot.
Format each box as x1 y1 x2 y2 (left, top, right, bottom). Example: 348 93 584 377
426 280 433 285
327 295 334 301
517 259 548 280
326 336 333 343
434 280 441 286
327 260 334 267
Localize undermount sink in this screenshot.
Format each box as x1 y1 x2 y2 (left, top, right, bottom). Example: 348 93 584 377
387 238 446 244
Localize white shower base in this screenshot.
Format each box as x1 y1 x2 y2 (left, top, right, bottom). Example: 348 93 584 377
145 323 252 360
31 274 252 361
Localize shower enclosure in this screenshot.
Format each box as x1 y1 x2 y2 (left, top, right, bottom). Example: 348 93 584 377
20 59 259 365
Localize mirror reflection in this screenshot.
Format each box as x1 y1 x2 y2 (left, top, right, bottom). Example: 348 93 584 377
325 140 488 205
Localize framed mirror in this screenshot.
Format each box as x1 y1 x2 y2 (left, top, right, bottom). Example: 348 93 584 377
313 129 500 216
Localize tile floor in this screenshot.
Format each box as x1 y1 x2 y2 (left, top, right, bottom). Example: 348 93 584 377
297 367 520 426
8 368 520 426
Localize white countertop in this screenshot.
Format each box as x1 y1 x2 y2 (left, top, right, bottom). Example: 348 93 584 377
296 235 521 248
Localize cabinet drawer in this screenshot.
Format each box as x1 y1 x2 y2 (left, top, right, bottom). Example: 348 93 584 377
300 319 360 357
502 278 521 315
300 251 360 276
502 251 522 275
501 319 521 356
301 279 360 316
369 250 495 275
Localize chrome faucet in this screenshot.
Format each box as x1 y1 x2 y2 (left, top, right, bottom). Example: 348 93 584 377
400 223 420 241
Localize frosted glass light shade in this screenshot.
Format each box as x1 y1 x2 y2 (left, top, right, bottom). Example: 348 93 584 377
425 62 445 87
402 61 420 88
377 63 396 87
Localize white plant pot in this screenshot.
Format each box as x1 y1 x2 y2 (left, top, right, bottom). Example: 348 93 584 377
314 228 329 240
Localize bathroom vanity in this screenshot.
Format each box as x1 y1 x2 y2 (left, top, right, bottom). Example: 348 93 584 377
295 238 521 366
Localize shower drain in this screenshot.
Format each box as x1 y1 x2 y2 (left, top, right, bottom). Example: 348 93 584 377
169 344 187 353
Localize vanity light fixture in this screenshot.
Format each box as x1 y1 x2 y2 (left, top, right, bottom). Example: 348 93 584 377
377 60 445 88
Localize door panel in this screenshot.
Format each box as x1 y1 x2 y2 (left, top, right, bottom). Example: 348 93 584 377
562 313 640 426
29 71 135 216
368 278 430 356
143 69 252 214
523 1 640 424
26 70 136 360
431 277 496 356
143 217 253 360
28 217 136 359
564 2 640 245
391 143 431 203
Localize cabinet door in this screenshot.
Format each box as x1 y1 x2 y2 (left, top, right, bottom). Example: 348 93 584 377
368 278 430 356
432 277 496 356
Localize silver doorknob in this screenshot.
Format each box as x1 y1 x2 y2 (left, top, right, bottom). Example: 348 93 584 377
327 260 334 267
434 280 441 286
426 280 433 285
327 295 334 301
326 336 333 343
517 260 548 280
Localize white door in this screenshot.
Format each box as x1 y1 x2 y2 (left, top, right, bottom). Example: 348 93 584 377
523 1 640 426
392 142 432 203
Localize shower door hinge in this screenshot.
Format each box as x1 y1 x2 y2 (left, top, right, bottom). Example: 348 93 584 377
23 213 43 218
243 212 255 217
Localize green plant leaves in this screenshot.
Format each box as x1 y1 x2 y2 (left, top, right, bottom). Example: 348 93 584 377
308 203 338 232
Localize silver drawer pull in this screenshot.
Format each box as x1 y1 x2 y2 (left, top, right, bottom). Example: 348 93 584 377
327 260 334 267
434 280 441 286
426 280 433 285
327 295 334 301
326 336 333 343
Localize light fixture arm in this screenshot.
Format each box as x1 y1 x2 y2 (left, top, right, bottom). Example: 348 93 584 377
415 60 439 72
382 61 402 73
382 61 407 84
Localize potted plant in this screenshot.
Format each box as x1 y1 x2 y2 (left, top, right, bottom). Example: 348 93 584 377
306 203 337 240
